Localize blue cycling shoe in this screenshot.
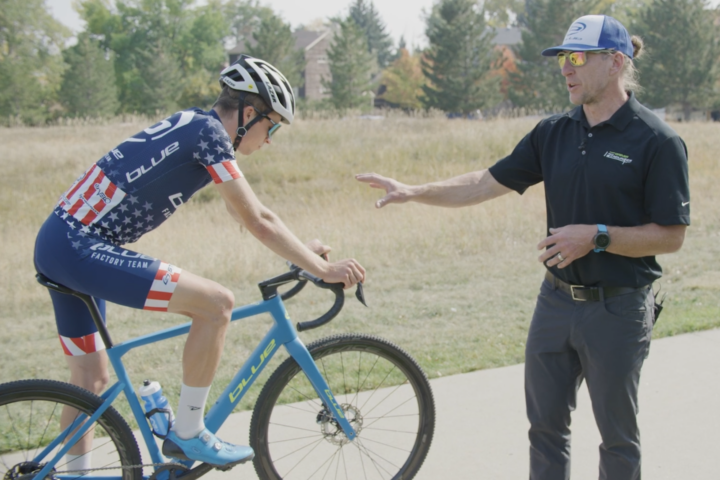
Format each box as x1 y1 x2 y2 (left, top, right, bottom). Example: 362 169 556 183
162 429 254 467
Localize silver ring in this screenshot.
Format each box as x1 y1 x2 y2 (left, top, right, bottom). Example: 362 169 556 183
557 253 565 262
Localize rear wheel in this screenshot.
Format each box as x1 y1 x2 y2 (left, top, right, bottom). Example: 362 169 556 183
0 379 142 480
250 334 435 479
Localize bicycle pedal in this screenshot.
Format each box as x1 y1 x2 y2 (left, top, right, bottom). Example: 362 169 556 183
211 455 255 472
212 453 254 471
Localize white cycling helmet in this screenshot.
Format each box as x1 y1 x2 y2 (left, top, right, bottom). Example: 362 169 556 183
219 55 295 125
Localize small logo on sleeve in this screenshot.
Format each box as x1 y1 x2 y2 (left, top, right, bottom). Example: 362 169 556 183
682 201 690 207
604 151 633 165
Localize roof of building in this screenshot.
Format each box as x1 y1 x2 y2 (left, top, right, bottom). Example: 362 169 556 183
492 27 522 46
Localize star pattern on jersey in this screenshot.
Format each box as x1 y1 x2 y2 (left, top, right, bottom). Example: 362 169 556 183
195 119 234 168
54 112 235 249
52 210 115 257
53 191 158 246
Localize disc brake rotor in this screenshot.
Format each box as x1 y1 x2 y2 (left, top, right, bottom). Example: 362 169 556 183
317 403 364 446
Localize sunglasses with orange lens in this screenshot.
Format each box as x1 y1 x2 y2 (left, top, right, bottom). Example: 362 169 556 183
557 50 615 68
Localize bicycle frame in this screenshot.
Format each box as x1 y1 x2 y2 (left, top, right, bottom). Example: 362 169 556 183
32 294 357 480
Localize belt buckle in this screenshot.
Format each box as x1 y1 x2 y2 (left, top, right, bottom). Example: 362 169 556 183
570 285 587 302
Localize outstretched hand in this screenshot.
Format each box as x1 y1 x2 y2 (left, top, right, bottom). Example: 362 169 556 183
355 173 413 208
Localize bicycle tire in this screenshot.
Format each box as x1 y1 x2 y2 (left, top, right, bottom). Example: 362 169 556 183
250 334 435 480
0 379 142 480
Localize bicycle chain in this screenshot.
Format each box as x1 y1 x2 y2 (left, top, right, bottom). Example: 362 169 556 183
52 461 187 475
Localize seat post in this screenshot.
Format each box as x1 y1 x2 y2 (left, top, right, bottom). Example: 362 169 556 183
35 273 114 350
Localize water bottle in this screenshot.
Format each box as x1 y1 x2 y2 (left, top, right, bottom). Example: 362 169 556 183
138 380 174 438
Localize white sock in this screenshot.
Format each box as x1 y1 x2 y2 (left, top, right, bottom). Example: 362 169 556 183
65 453 92 472
172 384 210 439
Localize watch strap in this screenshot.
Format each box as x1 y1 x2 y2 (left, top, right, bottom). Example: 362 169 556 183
593 224 609 253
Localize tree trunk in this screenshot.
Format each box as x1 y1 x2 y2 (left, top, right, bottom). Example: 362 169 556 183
683 101 692 122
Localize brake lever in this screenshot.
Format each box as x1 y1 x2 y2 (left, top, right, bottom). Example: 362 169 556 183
355 282 367 307
288 257 367 306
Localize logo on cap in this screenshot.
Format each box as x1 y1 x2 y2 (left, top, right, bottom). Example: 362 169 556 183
569 22 586 34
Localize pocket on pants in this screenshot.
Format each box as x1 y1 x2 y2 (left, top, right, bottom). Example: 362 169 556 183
601 288 653 341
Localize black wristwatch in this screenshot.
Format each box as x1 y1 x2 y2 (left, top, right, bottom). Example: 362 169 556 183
593 224 610 252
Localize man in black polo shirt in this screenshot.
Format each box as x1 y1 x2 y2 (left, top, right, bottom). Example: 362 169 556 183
356 14 689 480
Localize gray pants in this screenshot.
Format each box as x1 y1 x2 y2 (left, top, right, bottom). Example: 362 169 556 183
525 278 655 480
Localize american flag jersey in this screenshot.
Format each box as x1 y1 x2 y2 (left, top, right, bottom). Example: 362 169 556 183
54 108 242 246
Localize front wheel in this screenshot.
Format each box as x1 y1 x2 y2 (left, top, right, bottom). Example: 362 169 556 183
0 379 142 480
250 334 435 480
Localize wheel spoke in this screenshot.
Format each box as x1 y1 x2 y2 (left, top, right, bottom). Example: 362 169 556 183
0 380 142 480
251 335 434 480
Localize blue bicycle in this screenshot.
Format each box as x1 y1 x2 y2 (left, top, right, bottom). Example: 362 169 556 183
0 266 435 480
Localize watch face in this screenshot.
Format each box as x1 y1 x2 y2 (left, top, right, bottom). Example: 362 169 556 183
595 233 611 249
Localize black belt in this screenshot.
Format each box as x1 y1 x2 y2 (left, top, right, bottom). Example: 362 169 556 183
545 271 646 302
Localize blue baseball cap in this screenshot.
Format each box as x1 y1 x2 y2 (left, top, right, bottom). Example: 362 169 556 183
541 15 633 59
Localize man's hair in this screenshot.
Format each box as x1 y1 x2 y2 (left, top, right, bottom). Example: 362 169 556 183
213 85 271 114
621 36 644 93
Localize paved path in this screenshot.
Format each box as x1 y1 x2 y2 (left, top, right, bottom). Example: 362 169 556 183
142 328 720 479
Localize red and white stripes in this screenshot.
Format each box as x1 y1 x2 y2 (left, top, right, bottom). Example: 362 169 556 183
58 164 126 225
59 332 106 356
207 160 243 184
143 263 182 312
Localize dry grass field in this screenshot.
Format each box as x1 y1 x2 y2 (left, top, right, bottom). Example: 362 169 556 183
1 115 718 420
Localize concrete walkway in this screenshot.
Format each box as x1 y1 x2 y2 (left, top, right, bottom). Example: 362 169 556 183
145 328 720 479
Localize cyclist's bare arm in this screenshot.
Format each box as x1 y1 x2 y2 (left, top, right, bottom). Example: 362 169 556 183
356 169 512 209
217 178 364 288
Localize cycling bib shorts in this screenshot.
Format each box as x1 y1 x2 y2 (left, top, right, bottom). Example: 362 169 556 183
35 213 182 355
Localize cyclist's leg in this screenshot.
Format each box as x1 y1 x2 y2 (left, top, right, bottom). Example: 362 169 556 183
63 352 109 456
164 271 233 438
35 214 161 460
160 272 254 465
45 289 110 458
166 270 234 388
36 214 251 466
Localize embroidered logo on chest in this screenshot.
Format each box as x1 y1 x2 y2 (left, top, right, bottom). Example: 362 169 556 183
603 151 633 165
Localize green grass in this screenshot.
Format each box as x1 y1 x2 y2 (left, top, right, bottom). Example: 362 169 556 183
0 116 718 430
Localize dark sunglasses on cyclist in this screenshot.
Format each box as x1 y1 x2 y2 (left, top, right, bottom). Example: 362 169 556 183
557 49 615 68
250 105 281 139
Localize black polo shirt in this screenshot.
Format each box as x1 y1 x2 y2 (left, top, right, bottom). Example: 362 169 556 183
488 92 690 288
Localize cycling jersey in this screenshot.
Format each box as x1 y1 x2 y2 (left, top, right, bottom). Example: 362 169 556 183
35 108 241 355
55 108 242 245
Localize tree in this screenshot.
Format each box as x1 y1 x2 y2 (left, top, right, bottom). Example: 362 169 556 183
507 0 601 111
59 33 119 117
0 0 70 124
78 0 228 114
633 0 718 119
601 0 652 25
483 0 525 27
222 0 273 48
133 39 183 114
323 18 375 110
246 12 304 90
378 48 425 110
421 0 501 115
348 0 394 69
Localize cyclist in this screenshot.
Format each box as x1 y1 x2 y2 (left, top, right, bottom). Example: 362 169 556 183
34 55 365 469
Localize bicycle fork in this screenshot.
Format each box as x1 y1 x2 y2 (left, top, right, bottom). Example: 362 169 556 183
284 338 358 441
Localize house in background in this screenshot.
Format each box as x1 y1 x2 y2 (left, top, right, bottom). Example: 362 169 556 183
491 27 523 99
293 28 334 101
227 26 521 104
226 26 335 102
